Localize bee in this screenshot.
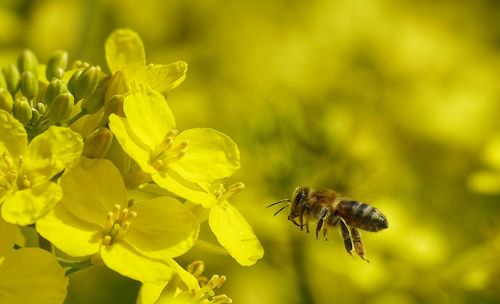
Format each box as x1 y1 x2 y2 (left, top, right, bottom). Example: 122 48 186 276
268 187 388 262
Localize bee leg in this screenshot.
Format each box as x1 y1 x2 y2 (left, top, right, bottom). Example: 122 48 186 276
338 218 353 256
315 208 328 240
291 219 301 227
305 223 310 233
350 227 370 263
299 210 304 231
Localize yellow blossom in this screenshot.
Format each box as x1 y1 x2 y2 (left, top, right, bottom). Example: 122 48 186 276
0 110 83 225
0 217 68 304
109 82 240 207
36 158 199 284
105 28 187 93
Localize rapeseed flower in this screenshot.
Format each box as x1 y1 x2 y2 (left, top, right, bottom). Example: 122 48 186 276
0 217 68 304
105 28 187 93
0 110 83 225
36 158 199 283
109 82 240 207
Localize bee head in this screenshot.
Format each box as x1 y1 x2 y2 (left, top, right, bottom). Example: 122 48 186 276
288 187 310 219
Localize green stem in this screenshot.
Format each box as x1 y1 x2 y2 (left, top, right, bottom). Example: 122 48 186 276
58 257 93 276
67 110 87 125
38 233 53 253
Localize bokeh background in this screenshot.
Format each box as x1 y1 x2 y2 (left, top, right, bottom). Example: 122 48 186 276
2 0 500 303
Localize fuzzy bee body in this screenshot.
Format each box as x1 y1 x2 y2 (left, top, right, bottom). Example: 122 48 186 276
268 187 388 262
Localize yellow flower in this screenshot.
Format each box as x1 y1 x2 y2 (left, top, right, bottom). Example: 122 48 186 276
0 110 83 225
109 82 240 207
36 158 199 284
105 28 187 93
0 217 68 304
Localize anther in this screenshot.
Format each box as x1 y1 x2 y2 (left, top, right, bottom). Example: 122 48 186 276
102 235 112 246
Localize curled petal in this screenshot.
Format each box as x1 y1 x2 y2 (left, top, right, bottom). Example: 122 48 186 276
209 201 264 266
145 61 188 93
0 110 27 157
105 28 146 81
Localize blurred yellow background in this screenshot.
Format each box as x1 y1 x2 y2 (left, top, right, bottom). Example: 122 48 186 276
2 0 500 303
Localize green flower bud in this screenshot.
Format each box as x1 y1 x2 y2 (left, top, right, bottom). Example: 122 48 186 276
17 49 39 76
105 71 128 103
0 88 14 112
67 69 84 95
35 102 46 115
73 66 101 100
46 50 68 80
81 76 110 114
45 79 67 106
49 92 74 122
82 128 114 159
0 72 6 89
31 108 41 124
20 71 39 99
105 94 125 117
2 64 21 94
13 97 32 125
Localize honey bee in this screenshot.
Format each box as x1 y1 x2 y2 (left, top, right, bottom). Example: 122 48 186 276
268 187 388 262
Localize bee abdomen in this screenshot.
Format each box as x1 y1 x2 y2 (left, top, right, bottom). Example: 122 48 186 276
337 200 388 232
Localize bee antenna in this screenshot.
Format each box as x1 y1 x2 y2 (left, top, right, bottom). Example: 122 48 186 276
273 204 289 216
266 199 291 208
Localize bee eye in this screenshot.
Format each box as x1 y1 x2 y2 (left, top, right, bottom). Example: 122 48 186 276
294 189 308 206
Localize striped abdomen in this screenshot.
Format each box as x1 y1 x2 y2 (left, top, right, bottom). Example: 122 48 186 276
336 200 388 232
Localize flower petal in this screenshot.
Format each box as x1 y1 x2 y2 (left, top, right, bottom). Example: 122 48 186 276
105 28 146 81
1 182 62 225
0 248 68 304
209 201 264 266
152 170 218 208
126 197 199 258
0 217 17 256
24 126 83 184
108 114 154 173
123 82 176 150
36 204 101 257
101 241 173 284
0 109 27 157
59 158 128 227
145 61 188 93
170 128 240 184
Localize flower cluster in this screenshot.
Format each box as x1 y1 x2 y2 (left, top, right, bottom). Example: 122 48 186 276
0 28 263 303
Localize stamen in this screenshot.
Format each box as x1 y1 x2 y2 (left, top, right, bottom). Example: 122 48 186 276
101 204 137 246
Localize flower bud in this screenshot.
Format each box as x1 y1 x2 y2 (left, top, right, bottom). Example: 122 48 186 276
105 71 128 103
20 71 39 99
49 92 74 122
73 66 101 100
2 64 21 94
31 108 41 124
0 71 6 89
67 69 84 95
105 94 125 117
83 128 114 159
46 50 68 80
45 79 67 106
17 49 39 76
0 88 14 112
35 102 46 115
81 76 110 114
13 97 32 125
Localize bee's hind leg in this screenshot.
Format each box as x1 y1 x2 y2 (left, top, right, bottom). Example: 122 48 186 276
350 227 370 263
315 208 328 240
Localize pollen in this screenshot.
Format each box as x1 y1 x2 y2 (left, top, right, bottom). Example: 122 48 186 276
0 152 31 191
102 203 137 245
150 129 189 170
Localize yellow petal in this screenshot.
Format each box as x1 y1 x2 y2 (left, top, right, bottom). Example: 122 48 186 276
105 28 146 81
36 204 101 257
0 217 17 256
209 201 264 266
0 109 27 157
0 248 68 304
101 241 173 284
152 170 218 208
145 61 188 93
24 126 83 185
126 197 199 258
123 82 176 150
1 182 62 225
108 114 154 173
170 128 240 184
59 158 128 227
